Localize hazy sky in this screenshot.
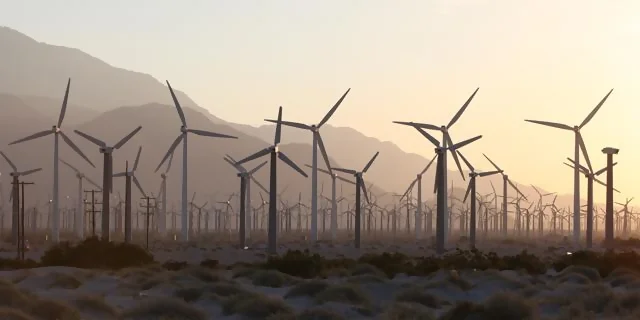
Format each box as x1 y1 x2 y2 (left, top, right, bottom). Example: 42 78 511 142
2 0 640 202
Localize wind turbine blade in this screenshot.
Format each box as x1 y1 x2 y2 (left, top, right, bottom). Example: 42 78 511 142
360 179 370 204
20 168 42 176
415 127 440 147
524 119 573 131
446 134 465 180
133 176 146 197
250 176 269 194
594 162 616 176
113 126 143 149
191 192 196 203
306 164 331 176
336 175 356 185
577 133 593 173
420 154 438 175
451 135 482 150
9 130 52 145
400 179 417 202
74 130 106 147
318 88 350 128
333 168 356 175
463 179 472 203
187 129 237 139
393 121 441 131
265 119 311 130
112 172 126 178
223 156 243 172
316 133 333 175
133 146 142 172
362 152 379 173
508 179 527 201
85 176 102 190
248 161 268 176
57 78 71 128
478 170 501 177
59 159 80 173
456 150 474 172
155 134 183 172
0 151 17 172
165 151 174 173
236 147 271 166
580 89 613 129
274 107 283 145
60 131 95 168
482 153 502 172
566 157 589 173
447 87 479 129
278 152 308 178
166 81 187 126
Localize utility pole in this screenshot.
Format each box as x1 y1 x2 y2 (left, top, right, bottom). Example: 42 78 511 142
140 195 156 250
84 190 102 237
13 181 34 261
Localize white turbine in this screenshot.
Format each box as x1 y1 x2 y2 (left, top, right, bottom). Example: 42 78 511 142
265 88 350 242
155 81 238 242
9 79 95 243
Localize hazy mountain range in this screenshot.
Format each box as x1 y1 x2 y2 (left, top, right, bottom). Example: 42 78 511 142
0 26 602 214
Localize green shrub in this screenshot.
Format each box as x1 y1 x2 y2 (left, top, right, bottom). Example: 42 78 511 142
40 237 153 270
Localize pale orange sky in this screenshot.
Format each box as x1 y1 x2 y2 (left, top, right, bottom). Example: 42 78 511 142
1 0 640 202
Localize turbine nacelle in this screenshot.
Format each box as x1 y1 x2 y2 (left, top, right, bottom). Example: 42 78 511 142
53 126 61 133
180 125 188 133
99 146 114 153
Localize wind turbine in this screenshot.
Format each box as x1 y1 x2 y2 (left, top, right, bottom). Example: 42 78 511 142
0 151 42 244
265 89 350 242
524 89 613 244
224 156 268 247
155 81 238 242
59 159 101 239
482 154 527 236
393 88 480 240
333 151 379 249
457 151 501 248
304 164 354 241
414 128 481 253
564 158 618 248
157 152 174 237
398 155 437 240
8 79 94 243
74 126 142 240
113 146 145 243
235 106 308 254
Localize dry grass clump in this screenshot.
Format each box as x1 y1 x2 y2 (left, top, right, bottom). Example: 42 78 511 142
121 297 206 320
250 270 301 288
424 271 473 292
554 272 592 285
348 263 386 277
314 284 372 308
222 292 294 319
178 265 227 283
476 270 531 290
379 302 436 320
232 267 258 279
606 267 640 288
175 281 254 303
346 274 388 284
47 272 83 289
394 287 446 309
285 279 330 298
0 280 81 320
118 268 170 291
72 295 119 319
296 307 348 320
0 307 36 320
556 265 601 283
11 270 33 284
440 292 537 320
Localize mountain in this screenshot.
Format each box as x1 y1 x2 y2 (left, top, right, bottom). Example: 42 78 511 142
0 26 607 216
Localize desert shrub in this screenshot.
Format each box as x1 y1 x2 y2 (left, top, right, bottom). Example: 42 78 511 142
205 282 254 298
251 270 300 288
439 301 484 320
121 297 206 320
552 250 640 277
346 274 387 284
297 307 347 320
349 263 387 277
557 265 601 282
314 284 371 307
555 272 592 285
395 287 444 308
261 250 356 278
284 279 330 298
162 260 188 271
40 237 154 270
174 287 205 302
180 266 225 283
30 299 82 320
72 295 119 318
357 252 413 277
47 272 83 289
0 307 36 320
380 302 435 320
222 293 294 318
482 292 537 319
232 267 258 279
200 258 219 269
0 258 38 270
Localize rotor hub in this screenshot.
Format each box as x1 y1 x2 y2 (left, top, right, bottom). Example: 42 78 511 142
273 145 279 153
573 125 579 131
180 126 188 133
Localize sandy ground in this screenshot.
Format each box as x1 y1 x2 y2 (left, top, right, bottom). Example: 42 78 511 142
1 262 640 319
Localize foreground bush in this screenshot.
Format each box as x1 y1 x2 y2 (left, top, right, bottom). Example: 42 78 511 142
40 237 154 269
